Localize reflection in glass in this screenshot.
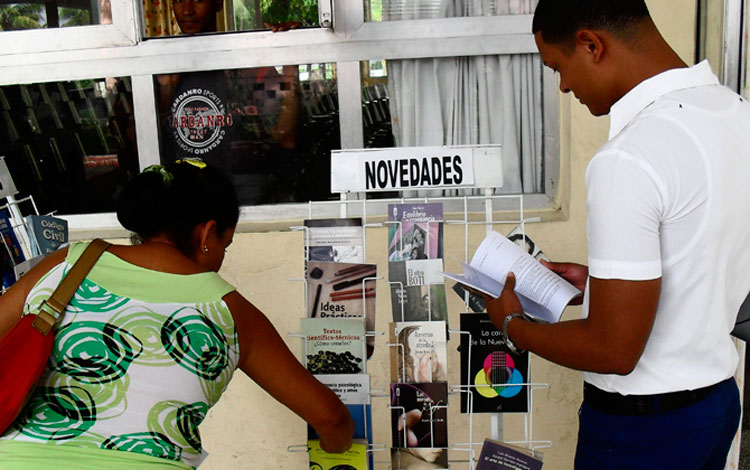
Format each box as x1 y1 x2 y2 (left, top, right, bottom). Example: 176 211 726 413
0 0 111 30
366 0 537 21
155 64 339 204
0 78 138 214
143 0 319 37
360 53 543 195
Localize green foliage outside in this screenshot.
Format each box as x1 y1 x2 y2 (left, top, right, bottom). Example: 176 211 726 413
0 3 92 31
234 0 319 31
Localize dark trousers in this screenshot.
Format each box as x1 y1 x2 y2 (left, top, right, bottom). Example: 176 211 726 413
575 378 741 470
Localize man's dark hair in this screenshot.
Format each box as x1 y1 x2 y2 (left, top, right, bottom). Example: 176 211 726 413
532 0 651 47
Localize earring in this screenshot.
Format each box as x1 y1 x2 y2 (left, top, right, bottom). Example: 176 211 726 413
203 246 209 253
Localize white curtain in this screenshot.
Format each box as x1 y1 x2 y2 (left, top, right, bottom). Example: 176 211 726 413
385 0 542 194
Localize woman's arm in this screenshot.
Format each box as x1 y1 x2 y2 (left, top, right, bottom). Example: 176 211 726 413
223 291 354 453
0 248 68 339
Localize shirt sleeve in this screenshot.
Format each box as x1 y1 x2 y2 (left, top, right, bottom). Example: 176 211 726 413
585 150 664 280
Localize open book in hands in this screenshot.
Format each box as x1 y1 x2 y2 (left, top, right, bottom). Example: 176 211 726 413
440 231 581 323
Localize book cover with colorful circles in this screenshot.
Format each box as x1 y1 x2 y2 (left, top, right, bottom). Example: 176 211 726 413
459 313 529 413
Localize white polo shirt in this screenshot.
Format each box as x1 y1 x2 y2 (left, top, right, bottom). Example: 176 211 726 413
581 61 750 395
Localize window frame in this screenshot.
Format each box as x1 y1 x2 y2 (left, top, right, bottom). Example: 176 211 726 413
0 0 560 232
0 0 139 55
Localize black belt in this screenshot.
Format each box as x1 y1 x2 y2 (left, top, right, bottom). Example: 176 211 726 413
582 379 727 416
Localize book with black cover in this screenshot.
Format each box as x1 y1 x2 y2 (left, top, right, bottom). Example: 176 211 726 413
459 313 529 413
475 439 543 470
390 382 448 448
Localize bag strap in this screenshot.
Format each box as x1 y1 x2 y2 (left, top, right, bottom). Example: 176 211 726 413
32 239 111 336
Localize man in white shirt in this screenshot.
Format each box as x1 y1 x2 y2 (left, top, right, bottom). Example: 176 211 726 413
485 1 750 469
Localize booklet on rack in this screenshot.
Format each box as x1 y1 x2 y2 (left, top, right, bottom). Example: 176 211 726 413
390 321 448 383
301 318 366 374
310 374 372 443
440 231 581 323
304 217 364 264
459 313 529 413
387 203 443 261
307 261 377 358
391 447 449 469
389 259 448 322
390 382 448 448
308 439 369 470
475 439 543 470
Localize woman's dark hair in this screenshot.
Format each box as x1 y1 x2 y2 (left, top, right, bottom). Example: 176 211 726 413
116 161 239 255
532 0 650 48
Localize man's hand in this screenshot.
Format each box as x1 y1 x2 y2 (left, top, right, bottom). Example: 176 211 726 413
483 273 524 331
540 260 587 304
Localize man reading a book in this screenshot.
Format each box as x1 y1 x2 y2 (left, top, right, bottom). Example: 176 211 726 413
484 1 750 469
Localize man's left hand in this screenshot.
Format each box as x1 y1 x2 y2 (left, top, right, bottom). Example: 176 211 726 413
483 272 523 331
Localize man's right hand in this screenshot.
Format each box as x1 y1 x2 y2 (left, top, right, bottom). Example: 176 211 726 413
540 260 588 304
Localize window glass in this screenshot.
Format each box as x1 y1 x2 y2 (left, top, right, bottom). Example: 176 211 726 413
155 63 339 204
360 54 544 194
366 0 537 21
0 0 112 30
143 0 319 37
0 78 138 214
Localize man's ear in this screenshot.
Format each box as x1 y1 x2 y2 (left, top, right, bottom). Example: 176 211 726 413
575 29 606 63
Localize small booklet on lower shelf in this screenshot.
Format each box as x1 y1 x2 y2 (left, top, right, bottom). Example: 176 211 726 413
475 439 544 470
308 439 369 470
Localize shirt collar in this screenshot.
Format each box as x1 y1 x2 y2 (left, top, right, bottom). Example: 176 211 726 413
608 60 719 139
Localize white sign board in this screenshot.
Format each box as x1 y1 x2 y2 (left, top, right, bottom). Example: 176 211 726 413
0 157 18 199
330 146 502 193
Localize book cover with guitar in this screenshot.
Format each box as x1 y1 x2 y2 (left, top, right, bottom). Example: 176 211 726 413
459 313 529 413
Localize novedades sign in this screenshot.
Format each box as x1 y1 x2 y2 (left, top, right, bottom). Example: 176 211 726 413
331 146 503 193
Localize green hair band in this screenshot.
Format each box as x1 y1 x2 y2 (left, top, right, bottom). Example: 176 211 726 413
142 164 174 187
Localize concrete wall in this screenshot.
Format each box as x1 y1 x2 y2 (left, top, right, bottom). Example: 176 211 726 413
112 2 701 468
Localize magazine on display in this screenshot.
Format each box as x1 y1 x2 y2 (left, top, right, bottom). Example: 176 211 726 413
304 217 365 264
310 374 372 443
390 382 448 448
0 209 24 288
389 259 447 322
387 203 443 261
301 318 366 375
308 439 369 470
475 439 544 470
389 321 448 384
307 261 377 358
459 313 529 413
440 231 580 323
391 447 449 469
25 214 68 256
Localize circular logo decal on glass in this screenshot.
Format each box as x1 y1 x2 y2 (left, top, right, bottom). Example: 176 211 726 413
170 88 233 156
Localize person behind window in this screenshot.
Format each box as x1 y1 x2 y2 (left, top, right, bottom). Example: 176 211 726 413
485 1 750 469
156 0 307 204
0 160 353 469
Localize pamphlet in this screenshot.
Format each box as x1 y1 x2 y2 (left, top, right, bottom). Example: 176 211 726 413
440 231 580 323
475 438 543 470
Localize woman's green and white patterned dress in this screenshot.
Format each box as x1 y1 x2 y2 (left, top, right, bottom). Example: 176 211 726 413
0 241 239 469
